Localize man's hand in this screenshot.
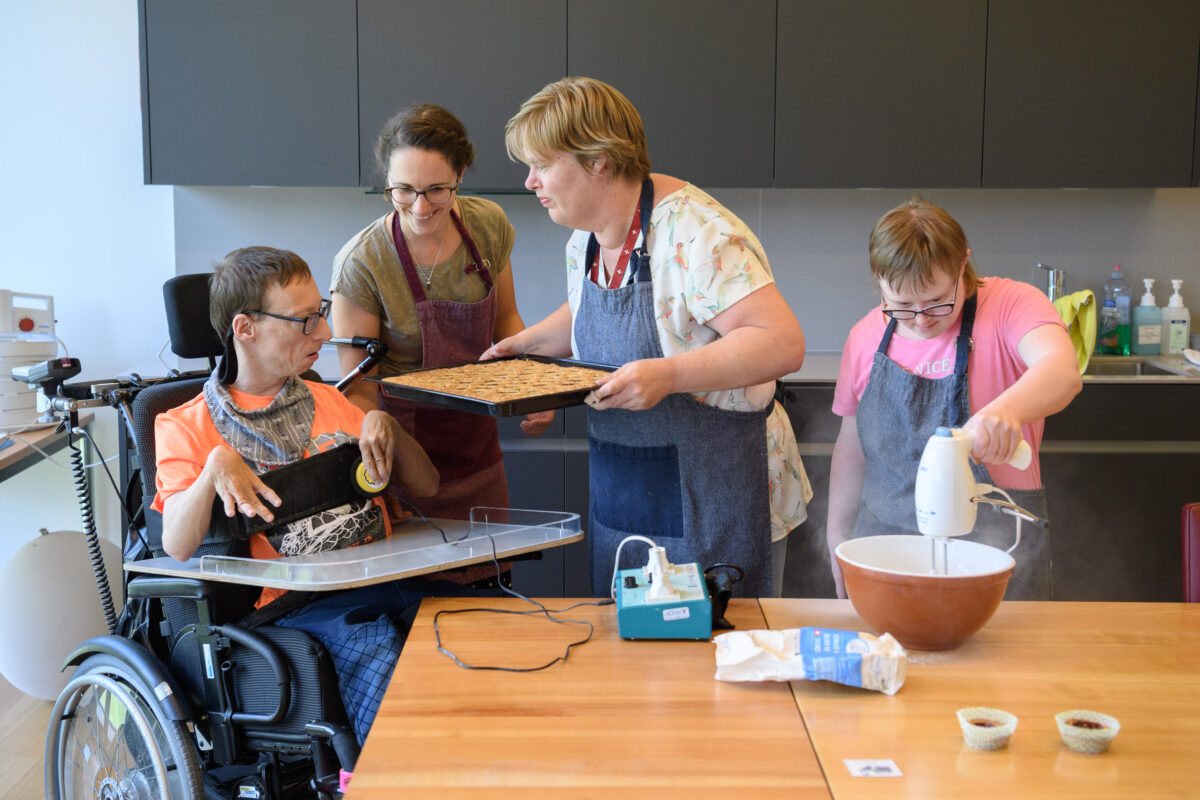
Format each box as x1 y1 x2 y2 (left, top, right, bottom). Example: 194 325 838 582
359 409 402 485
207 445 281 522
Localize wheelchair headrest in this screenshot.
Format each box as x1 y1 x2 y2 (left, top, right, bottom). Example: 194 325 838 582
164 273 223 360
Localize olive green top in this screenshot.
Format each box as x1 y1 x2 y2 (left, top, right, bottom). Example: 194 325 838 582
330 195 515 375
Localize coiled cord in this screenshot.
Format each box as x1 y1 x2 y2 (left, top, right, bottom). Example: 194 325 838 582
70 435 116 633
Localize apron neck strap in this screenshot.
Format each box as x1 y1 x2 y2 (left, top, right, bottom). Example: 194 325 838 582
392 208 493 304
877 316 898 353
953 292 977 375
453 209 493 292
586 177 655 287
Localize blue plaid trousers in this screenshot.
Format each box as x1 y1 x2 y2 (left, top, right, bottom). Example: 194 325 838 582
274 577 470 744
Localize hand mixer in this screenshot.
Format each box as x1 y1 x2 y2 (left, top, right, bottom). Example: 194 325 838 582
914 426 1047 574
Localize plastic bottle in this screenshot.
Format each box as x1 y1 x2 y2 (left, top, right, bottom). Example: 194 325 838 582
1098 264 1132 355
1162 279 1192 355
1131 278 1163 355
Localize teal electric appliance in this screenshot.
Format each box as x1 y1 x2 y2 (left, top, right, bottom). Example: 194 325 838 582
614 545 712 640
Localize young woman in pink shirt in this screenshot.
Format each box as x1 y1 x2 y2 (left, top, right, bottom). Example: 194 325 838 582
827 198 1081 600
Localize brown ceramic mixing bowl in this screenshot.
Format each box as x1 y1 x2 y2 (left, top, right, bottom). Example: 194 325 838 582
835 535 1015 651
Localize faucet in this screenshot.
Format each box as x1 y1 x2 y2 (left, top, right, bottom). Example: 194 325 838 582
1038 263 1064 302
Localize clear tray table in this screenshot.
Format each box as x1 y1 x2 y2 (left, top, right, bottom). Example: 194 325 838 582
125 508 581 591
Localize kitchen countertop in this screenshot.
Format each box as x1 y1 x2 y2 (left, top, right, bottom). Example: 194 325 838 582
784 351 841 382
784 353 1200 384
1078 353 1200 383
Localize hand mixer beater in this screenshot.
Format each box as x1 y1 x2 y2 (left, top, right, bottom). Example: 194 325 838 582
914 427 1047 574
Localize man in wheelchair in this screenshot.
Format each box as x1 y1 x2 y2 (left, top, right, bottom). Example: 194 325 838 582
46 248 493 800
151 247 441 781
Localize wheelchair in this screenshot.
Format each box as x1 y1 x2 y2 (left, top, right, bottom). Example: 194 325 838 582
41 274 385 800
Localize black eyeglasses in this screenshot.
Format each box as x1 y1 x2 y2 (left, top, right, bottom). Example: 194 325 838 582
244 298 331 335
382 183 461 206
881 275 960 320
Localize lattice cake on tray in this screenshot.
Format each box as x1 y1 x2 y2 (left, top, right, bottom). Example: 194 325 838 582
383 358 608 403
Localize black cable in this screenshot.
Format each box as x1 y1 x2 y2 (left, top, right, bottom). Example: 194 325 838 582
392 496 467 543
434 606 595 672
432 526 612 672
76 425 124 513
70 434 117 633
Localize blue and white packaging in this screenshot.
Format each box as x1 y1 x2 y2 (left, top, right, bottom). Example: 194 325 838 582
713 626 907 695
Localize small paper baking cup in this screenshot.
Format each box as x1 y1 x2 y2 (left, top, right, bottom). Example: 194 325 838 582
956 707 1018 750
1056 710 1120 754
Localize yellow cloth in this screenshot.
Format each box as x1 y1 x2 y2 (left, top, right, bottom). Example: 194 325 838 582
1053 290 1096 374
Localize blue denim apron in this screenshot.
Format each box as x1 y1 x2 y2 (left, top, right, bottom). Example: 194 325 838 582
574 179 773 597
853 294 1051 599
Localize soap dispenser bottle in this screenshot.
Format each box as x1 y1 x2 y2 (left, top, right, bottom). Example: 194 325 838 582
1132 279 1162 354
1163 279 1192 355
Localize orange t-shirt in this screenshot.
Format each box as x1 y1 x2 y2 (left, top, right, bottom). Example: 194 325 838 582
152 380 391 606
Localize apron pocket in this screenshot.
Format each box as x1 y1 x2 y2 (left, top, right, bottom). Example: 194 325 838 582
589 438 684 539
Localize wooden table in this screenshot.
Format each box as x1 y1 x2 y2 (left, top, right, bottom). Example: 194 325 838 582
761 598 1200 799
0 414 91 483
349 597 831 799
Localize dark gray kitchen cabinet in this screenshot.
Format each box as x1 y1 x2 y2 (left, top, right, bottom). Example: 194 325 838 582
500 410 593 596
138 0 359 186
1040 382 1200 602
357 0 566 191
775 0 987 188
503 449 568 595
139 1 1200 190
1041 452 1195 602
983 0 1200 188
566 0 776 188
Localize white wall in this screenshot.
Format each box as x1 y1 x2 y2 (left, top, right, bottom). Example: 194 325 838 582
174 186 1200 356
0 0 175 567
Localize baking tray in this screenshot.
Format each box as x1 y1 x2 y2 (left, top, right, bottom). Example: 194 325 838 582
367 355 615 417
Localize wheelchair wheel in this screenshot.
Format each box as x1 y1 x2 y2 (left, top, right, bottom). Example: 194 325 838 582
45 653 203 800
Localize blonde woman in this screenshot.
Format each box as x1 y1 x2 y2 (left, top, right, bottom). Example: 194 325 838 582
485 77 811 598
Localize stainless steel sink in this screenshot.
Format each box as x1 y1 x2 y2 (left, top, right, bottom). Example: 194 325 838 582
1082 356 1194 378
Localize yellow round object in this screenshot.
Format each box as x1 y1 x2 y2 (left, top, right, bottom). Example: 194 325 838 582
354 460 387 495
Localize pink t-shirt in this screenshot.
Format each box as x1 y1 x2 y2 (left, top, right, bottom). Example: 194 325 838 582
832 277 1065 490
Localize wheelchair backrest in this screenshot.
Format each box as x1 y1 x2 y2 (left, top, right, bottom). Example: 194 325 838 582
129 375 210 555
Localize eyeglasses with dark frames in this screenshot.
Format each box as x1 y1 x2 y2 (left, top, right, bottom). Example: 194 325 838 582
244 298 331 335
382 183 461 206
881 272 961 320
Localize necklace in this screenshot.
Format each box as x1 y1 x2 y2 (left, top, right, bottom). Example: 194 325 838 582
413 229 448 288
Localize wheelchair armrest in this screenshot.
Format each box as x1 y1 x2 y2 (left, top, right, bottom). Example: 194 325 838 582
218 623 291 726
128 574 227 601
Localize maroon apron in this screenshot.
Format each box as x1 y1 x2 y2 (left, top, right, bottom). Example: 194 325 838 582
383 209 508 520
